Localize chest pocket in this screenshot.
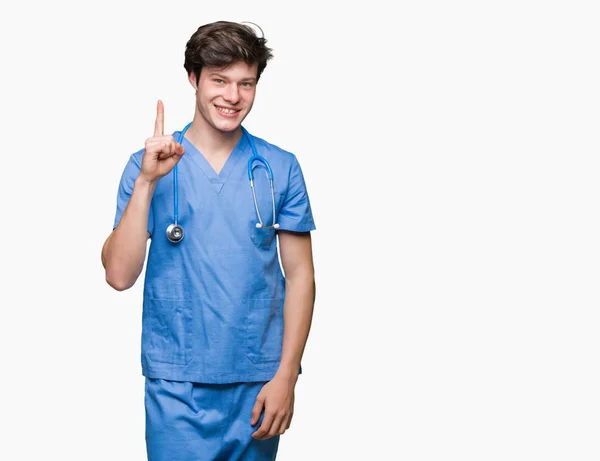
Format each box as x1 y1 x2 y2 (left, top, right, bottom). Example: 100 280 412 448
250 222 276 247
249 189 283 248
235 171 283 249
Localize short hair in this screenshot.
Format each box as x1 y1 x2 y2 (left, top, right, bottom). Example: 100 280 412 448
184 21 274 84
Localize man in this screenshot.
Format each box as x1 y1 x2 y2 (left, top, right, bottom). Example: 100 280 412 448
101 21 316 460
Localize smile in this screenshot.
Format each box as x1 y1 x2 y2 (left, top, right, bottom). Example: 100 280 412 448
215 106 240 115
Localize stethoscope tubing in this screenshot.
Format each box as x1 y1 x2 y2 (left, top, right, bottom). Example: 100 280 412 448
168 123 278 243
174 122 194 225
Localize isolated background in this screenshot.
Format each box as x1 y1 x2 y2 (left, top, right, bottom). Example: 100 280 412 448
1 0 598 460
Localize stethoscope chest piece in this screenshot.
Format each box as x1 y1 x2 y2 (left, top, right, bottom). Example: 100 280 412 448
166 223 184 243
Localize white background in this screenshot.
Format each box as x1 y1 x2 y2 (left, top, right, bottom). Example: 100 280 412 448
1 0 598 460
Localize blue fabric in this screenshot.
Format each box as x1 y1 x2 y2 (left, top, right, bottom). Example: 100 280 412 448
145 378 279 461
113 155 155 236
113 130 316 383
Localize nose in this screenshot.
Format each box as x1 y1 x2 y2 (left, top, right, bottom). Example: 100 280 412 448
223 84 240 104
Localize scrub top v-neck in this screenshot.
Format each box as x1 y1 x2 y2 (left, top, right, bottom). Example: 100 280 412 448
181 132 246 194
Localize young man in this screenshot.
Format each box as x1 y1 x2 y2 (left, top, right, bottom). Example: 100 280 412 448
101 21 316 460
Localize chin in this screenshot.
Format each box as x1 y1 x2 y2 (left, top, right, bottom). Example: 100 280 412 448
213 119 242 133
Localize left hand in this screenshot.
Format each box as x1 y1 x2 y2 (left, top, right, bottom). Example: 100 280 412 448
251 373 296 440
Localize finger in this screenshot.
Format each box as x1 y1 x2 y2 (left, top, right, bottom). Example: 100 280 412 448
268 413 285 437
166 145 185 162
154 100 164 137
162 142 184 159
252 411 275 440
144 141 166 159
251 396 265 426
276 414 290 435
287 396 294 429
163 151 185 170
155 138 179 159
147 135 176 143
158 152 176 161
156 142 175 159
171 146 186 163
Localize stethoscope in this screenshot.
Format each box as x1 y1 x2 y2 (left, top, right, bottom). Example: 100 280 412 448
166 122 279 243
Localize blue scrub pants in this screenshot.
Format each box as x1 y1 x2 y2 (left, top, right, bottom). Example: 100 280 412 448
145 378 280 461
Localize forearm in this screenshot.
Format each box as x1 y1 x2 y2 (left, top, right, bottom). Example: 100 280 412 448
102 177 156 291
277 270 316 380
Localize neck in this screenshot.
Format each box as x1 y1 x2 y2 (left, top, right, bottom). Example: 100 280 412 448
185 116 242 158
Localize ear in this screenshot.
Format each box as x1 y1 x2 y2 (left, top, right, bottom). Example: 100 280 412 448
188 72 198 90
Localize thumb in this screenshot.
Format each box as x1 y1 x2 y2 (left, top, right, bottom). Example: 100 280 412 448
174 143 185 157
251 394 265 426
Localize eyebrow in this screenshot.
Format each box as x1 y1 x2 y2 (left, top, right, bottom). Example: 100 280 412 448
208 72 256 83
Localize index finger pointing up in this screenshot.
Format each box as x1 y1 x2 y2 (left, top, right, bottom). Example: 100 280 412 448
154 99 164 136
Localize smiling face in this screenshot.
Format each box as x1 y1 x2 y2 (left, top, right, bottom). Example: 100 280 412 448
189 61 258 134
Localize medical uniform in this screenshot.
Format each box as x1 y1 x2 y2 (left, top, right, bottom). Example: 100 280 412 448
113 129 316 460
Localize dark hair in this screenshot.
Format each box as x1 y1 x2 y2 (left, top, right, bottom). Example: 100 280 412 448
184 21 274 85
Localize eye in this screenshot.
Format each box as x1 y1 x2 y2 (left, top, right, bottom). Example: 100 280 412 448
214 79 225 84
241 82 254 88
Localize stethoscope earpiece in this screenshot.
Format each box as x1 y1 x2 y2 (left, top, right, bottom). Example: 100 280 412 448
256 222 279 229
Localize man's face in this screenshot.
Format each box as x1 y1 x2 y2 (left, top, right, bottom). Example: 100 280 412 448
190 61 259 133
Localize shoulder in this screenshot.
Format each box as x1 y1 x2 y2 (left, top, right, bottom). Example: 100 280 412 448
250 134 299 167
116 148 145 185
129 147 145 168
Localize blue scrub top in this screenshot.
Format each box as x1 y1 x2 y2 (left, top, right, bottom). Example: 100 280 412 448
113 129 316 383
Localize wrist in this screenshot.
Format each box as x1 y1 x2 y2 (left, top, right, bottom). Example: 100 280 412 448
276 364 300 383
135 175 158 192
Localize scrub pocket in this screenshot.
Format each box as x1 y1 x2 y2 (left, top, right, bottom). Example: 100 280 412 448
249 222 277 248
142 298 193 365
246 298 283 364
247 190 283 248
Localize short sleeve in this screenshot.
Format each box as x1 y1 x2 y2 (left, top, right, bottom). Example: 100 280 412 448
113 153 155 237
277 155 316 233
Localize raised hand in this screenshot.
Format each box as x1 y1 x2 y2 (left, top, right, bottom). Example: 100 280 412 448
139 100 186 183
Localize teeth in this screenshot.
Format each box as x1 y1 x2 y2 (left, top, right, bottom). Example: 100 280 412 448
218 107 236 114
